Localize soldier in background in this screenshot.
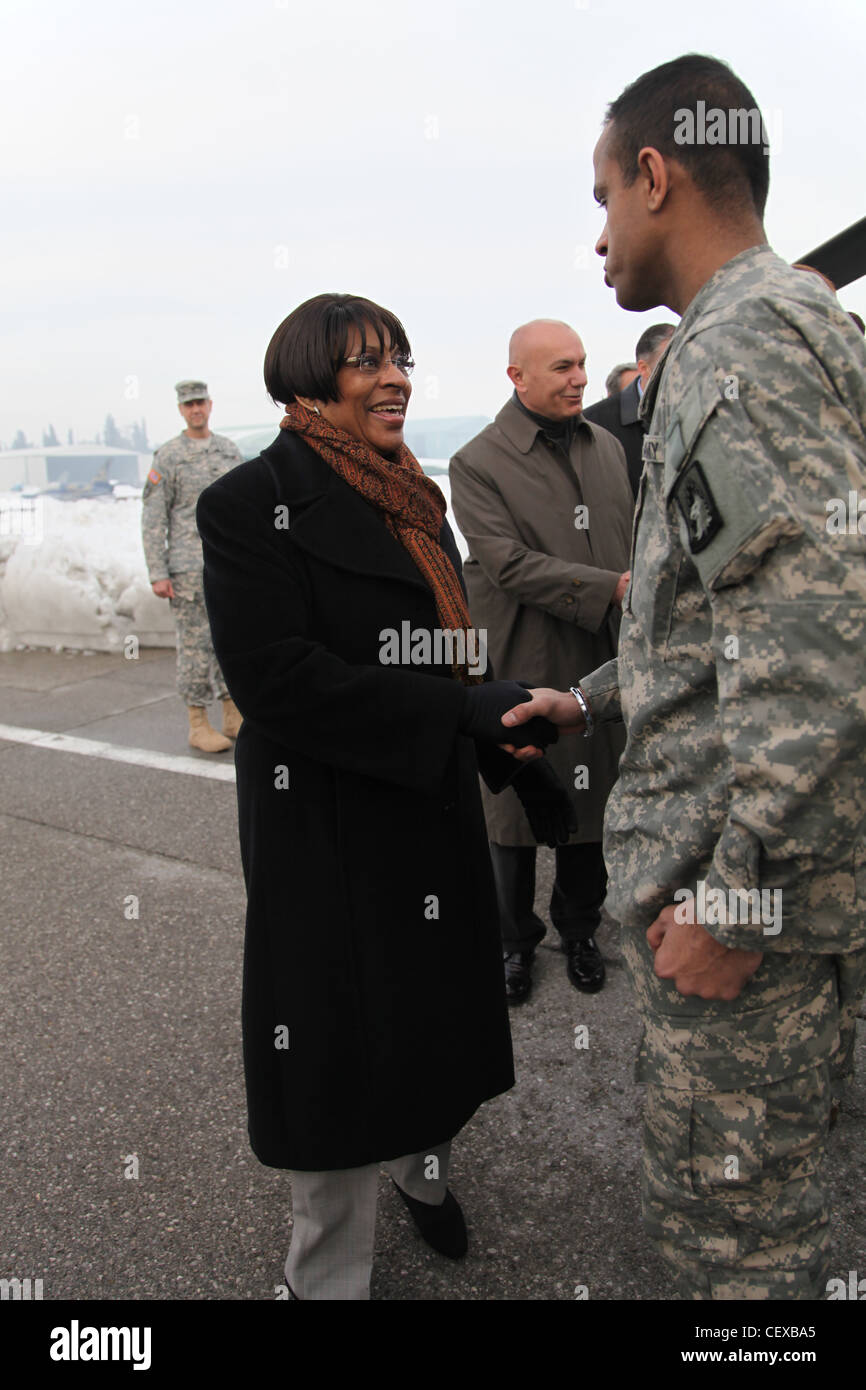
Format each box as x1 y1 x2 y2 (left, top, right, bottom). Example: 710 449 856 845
502 54 866 1298
142 380 243 753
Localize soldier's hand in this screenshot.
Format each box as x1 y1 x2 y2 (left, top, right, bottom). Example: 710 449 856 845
647 905 763 1001
612 571 631 609
499 687 585 761
152 579 175 599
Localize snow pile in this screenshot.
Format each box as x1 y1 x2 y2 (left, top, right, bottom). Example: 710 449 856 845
0 463 465 654
0 493 174 652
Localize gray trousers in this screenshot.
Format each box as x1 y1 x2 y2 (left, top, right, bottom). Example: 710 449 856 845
286 1140 451 1300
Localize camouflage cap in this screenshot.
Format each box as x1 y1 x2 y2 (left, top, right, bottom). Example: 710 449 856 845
175 380 210 403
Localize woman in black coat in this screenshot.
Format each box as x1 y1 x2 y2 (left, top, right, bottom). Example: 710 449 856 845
196 293 569 1300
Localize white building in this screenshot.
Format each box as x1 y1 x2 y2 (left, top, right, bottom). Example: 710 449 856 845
0 444 149 493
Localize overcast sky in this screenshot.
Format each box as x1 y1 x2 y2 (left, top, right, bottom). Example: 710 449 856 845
2 0 864 450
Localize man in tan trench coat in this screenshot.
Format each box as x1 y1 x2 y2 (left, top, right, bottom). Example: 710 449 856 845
449 320 633 1003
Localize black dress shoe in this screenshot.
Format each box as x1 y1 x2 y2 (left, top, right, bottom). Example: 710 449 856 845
393 1181 468 1258
504 950 534 1005
565 937 606 993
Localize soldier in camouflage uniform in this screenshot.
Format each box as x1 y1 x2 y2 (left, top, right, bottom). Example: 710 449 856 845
142 380 244 752
500 55 866 1299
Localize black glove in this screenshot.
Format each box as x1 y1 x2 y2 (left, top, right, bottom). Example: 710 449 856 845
512 759 577 847
459 680 559 749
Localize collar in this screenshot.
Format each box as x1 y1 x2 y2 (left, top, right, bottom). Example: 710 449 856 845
620 376 642 426
639 350 670 428
638 245 775 427
496 393 592 455
675 242 775 337
258 429 453 594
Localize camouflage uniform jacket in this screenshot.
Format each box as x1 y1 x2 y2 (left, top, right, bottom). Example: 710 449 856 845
579 245 866 1088
141 432 242 582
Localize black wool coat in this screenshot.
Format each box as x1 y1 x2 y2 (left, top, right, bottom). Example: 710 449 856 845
196 429 515 1171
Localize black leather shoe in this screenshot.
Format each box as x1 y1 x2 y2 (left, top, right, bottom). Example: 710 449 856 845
504 950 533 1005
392 1182 468 1259
565 937 606 993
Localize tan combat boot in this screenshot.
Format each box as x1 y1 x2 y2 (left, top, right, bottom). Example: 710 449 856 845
187 705 232 753
220 696 243 739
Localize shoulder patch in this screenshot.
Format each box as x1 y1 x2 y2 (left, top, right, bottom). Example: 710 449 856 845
674 459 723 553
147 468 162 485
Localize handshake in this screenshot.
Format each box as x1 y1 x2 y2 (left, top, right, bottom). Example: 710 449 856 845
459 679 585 752
459 680 587 848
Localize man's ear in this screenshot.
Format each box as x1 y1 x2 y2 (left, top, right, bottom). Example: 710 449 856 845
506 365 522 390
637 145 671 213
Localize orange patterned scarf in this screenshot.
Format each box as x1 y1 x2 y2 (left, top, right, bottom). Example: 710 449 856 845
279 402 481 682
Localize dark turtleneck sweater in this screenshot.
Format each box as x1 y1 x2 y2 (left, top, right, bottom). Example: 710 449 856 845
512 390 586 460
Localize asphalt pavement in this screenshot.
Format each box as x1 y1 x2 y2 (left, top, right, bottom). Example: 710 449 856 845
1 647 864 1303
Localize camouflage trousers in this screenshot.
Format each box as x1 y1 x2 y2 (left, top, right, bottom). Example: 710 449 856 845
642 1063 833 1299
168 570 227 706
625 923 866 1301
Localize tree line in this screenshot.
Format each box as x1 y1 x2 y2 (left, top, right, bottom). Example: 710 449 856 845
7 415 150 452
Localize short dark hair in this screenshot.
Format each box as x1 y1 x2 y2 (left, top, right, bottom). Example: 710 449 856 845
635 323 676 362
605 362 636 396
605 54 770 218
264 293 411 405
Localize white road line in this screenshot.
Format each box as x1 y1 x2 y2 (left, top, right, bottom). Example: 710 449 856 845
0 723 236 783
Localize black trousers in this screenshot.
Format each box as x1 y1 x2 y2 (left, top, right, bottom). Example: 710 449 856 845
490 841 607 954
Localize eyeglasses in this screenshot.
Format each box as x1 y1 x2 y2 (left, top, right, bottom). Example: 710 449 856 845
343 352 415 377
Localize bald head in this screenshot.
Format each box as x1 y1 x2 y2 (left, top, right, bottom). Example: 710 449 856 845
509 319 576 368
507 319 587 421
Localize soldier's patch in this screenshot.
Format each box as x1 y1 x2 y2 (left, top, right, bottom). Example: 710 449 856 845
147 468 161 485
675 460 722 554
641 433 663 464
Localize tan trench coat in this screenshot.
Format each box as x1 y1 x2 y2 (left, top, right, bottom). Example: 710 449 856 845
449 397 633 845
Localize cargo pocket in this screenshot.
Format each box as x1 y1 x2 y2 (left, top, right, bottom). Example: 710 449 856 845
689 1091 767 1199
